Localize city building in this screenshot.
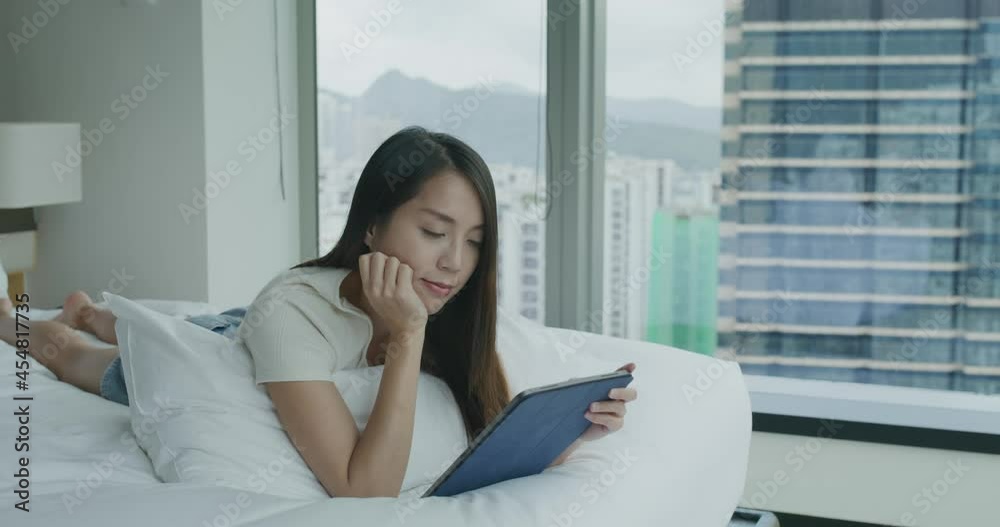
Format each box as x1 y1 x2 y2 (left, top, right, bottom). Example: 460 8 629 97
604 156 672 339
493 163 547 323
604 156 720 348
719 0 1000 393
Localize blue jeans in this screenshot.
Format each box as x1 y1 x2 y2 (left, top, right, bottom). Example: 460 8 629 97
98 307 247 406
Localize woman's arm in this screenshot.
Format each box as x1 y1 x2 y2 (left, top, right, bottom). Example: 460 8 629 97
267 253 430 497
266 327 426 498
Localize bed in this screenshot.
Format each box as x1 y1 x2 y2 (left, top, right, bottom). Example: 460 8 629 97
0 299 751 526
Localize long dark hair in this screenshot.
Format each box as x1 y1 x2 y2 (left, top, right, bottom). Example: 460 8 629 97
295 126 510 441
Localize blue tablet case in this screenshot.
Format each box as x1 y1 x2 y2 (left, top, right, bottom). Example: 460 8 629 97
423 370 634 497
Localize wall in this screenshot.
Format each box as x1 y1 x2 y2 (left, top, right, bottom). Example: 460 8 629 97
742 432 998 526
201 0 301 307
7 0 208 307
3 0 303 308
0 14 13 122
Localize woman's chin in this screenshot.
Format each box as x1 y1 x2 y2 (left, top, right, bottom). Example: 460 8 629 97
426 301 443 316
423 296 449 317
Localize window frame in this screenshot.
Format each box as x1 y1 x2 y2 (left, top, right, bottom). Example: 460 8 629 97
544 0 608 331
298 0 1000 433
297 0 319 261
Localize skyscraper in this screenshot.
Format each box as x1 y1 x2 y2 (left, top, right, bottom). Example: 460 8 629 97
719 0 1000 394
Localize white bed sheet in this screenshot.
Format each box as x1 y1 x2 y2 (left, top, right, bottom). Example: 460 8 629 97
0 300 751 527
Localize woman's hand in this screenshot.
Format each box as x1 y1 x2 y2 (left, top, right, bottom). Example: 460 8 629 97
548 363 639 468
359 252 428 336
579 362 638 442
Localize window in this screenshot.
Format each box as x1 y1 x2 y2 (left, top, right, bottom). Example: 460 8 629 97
743 0 969 22
743 65 967 91
315 1 546 319
312 0 1000 409
603 0 721 350
741 133 964 160
743 30 967 57
741 100 964 126
603 0 1000 399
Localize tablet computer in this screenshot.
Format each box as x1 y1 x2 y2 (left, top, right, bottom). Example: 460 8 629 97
422 369 634 497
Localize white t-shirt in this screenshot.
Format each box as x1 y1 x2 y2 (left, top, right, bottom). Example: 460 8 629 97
236 266 373 384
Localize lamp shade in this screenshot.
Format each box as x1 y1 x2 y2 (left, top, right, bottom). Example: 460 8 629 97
0 123 82 208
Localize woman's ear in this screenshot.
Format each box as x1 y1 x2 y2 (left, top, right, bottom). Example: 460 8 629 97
364 224 375 248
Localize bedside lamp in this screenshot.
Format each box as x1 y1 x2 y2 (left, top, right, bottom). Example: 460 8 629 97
0 123 82 301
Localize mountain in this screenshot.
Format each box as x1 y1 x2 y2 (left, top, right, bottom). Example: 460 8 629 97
491 80 537 96
319 70 721 171
606 97 720 134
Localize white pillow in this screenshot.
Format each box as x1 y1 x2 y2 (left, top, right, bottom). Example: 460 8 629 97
102 292 468 499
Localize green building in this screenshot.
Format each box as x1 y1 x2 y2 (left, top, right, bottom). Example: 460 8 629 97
646 209 719 356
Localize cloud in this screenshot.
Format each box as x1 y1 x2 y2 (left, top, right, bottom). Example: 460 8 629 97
316 0 723 106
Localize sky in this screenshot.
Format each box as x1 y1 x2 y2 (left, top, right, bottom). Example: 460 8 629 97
316 0 725 108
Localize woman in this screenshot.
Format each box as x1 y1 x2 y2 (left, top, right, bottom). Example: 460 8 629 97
0 126 638 498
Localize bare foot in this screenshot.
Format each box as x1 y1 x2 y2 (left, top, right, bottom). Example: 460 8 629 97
17 319 118 396
54 290 96 330
0 299 119 395
52 290 118 345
